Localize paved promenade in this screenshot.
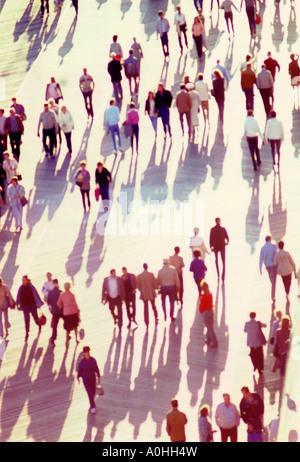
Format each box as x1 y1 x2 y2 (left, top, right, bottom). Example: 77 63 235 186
0 0 300 442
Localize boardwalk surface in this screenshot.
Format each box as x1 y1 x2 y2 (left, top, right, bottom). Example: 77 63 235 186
0 0 300 442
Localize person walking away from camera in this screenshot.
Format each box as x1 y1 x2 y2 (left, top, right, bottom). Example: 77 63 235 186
57 282 80 346
166 399 188 442
259 236 277 302
0 277 14 339
7 176 26 232
244 312 267 375
16 275 44 341
75 161 91 213
47 278 62 346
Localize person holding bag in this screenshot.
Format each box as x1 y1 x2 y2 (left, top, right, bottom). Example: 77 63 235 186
244 312 267 375
16 275 44 341
7 176 27 232
0 277 15 339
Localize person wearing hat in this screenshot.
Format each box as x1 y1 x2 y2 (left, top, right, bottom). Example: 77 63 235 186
37 102 58 158
7 176 26 232
16 275 44 341
157 259 180 322
75 161 91 212
77 346 101 414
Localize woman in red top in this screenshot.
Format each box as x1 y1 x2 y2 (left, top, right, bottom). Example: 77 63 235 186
199 282 218 347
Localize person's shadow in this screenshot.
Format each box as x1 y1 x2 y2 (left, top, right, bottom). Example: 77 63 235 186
291 109 300 156
271 6 284 53
13 1 34 42
58 15 78 64
65 214 90 284
245 174 264 254
86 220 106 287
287 4 298 52
268 172 287 243
209 119 228 189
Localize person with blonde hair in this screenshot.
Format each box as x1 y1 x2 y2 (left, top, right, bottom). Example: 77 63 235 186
57 282 80 347
0 276 15 339
199 405 214 442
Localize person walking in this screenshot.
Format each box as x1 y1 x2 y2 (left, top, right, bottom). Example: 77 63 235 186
58 105 74 155
77 346 101 414
220 0 239 37
126 102 139 155
169 247 185 307
109 35 123 59
190 250 207 296
195 73 210 124
244 312 267 375
10 98 26 122
194 0 203 11
199 282 218 347
240 0 257 38
264 52 280 82
40 0 49 17
274 241 297 301
95 162 112 208
273 316 291 376
0 277 15 339
256 64 274 118
209 218 229 282
155 83 173 140
145 91 158 139
48 98 62 151
212 60 230 88
186 83 201 139
189 227 210 260
212 70 225 122
215 394 240 442
79 68 95 119
265 110 284 172
259 236 277 302
176 83 192 137
2 151 18 185
47 278 62 346
239 386 264 442
75 161 91 213
104 99 123 155
41 271 54 301
16 275 44 341
107 53 123 104
121 267 137 329
199 405 214 442
156 11 170 61
192 16 204 59
244 110 263 171
174 6 188 54
37 102 58 158
136 263 159 328
57 282 80 347
157 259 180 322
166 399 188 442
0 109 7 150
71 0 78 15
124 49 139 96
4 108 24 162
102 269 125 331
45 77 63 104
130 37 143 76
7 176 26 232
241 63 257 111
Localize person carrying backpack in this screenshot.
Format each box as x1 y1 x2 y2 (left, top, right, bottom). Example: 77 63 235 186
124 49 139 95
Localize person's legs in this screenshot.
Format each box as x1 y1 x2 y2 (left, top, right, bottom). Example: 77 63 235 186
270 140 276 165
203 309 218 345
51 314 60 341
109 125 118 151
0 309 4 337
116 297 123 329
250 347 258 371
177 30 183 53
108 298 118 324
229 427 238 442
247 137 258 170
65 132 72 153
266 266 277 300
149 116 157 135
23 309 30 335
282 274 292 295
83 377 96 409
220 428 230 443
132 124 139 152
179 112 184 134
161 287 167 320
150 300 158 323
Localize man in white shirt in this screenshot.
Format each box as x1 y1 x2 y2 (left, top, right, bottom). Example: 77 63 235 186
195 73 210 124
79 68 95 119
174 6 188 53
189 227 209 260
244 110 263 171
215 394 240 442
104 99 123 155
265 110 284 172
41 272 54 301
102 269 125 330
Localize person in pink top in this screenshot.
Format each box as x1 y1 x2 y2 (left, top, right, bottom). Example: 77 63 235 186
57 282 80 346
126 102 139 155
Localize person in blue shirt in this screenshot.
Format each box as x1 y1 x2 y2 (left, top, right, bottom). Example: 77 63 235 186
77 346 101 414
189 250 207 296
259 236 277 302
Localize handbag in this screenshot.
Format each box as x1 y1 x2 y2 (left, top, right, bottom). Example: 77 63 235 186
95 187 100 202
39 313 47 326
122 121 133 138
255 14 261 25
96 385 104 396
20 196 28 207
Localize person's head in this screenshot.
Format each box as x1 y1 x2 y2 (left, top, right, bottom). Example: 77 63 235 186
261 64 266 70
194 226 199 236
265 235 271 242
11 176 19 186
48 98 56 107
110 98 116 106
275 310 282 320
174 246 180 254
176 6 181 13
278 241 284 250
171 399 178 409
9 108 16 117
46 272 52 281
132 37 137 42
148 91 154 99
180 83 186 90
223 393 231 406
51 77 56 83
194 16 200 23
270 110 277 118
64 282 71 291
281 316 291 329
247 110 254 117
44 103 49 112
83 346 90 359
213 70 223 79
267 51 272 57
158 10 164 18
3 151 10 161
113 35 118 42
129 49 134 56
11 97 17 105
61 106 67 114
163 258 169 266
201 282 210 294
110 52 117 60
250 312 256 320
157 82 164 92
186 83 195 91
197 73 204 81
97 161 103 171
22 275 30 286
241 386 251 399
246 54 252 62
0 108 4 116
215 217 221 225
193 250 201 259
53 278 59 287
143 263 148 271
129 102 135 109
122 267 128 276
216 59 221 65
246 63 252 69
110 269 116 278
80 160 86 170
83 68 87 75
290 53 296 61
199 405 210 417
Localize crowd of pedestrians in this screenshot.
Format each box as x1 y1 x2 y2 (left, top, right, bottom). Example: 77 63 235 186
0 0 299 441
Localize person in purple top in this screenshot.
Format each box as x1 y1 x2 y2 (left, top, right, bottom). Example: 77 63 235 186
189 250 207 296
77 346 101 414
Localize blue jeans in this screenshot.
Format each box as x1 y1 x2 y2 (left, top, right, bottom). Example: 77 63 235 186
22 304 40 334
131 124 139 152
160 33 169 57
11 202 23 228
194 0 203 10
159 107 171 135
149 115 157 134
109 124 121 151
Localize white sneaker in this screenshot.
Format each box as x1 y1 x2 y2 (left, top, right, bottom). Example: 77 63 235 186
90 408 96 414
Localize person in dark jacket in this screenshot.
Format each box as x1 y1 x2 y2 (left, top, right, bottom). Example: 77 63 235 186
47 279 63 346
4 108 24 162
95 162 112 209
189 250 207 296
239 386 264 442
155 83 173 139
209 217 229 282
107 53 123 103
77 346 101 414
212 70 225 122
16 275 44 340
75 161 91 212
121 267 137 329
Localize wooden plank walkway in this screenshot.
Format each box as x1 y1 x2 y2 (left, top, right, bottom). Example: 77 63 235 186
0 0 300 442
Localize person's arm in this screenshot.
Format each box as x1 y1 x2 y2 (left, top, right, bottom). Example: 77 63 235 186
259 249 264 275
37 114 42 136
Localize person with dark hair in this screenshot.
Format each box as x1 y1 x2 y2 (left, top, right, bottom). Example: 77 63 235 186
102 269 125 330
71 0 78 15
244 110 263 171
155 83 173 140
37 102 58 158
156 11 170 61
45 77 63 105
16 275 44 341
77 346 101 414
109 35 123 59
108 52 123 104
209 218 229 282
79 68 95 119
174 6 188 54
240 0 257 38
137 264 159 327
264 52 280 81
166 399 188 442
75 161 91 213
124 49 139 95
265 110 284 171
212 70 225 122
244 312 267 375
274 241 297 301
240 386 264 442
5 108 24 162
176 83 192 137
199 405 214 442
121 267 137 329
47 278 62 346
145 91 158 138
259 236 277 302
169 247 185 306
189 250 207 296
274 316 291 376
241 63 256 111
0 277 15 339
126 102 139 155
199 282 218 347
256 64 274 117
220 0 239 37
95 162 112 207
157 259 180 322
